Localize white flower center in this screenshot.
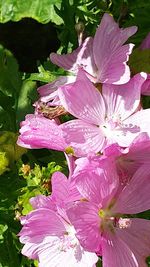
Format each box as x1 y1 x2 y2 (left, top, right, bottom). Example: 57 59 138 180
59 225 78 252
101 115 122 138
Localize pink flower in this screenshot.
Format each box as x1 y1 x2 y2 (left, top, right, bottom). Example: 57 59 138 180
67 164 150 266
58 69 147 156
17 114 67 151
19 209 98 267
50 13 137 85
19 171 98 267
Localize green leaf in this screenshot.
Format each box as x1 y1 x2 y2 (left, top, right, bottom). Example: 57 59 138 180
0 45 22 131
0 229 20 267
0 131 27 171
0 152 9 175
16 80 37 125
28 65 58 83
0 45 21 96
0 0 63 24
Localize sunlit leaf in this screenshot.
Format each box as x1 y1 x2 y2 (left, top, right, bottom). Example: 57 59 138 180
0 0 63 24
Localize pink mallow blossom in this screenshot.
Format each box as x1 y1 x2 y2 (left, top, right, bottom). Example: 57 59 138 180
50 13 137 85
67 164 150 267
19 209 98 267
58 69 148 157
18 171 98 267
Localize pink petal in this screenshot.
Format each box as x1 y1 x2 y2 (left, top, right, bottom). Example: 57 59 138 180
61 119 105 157
73 160 118 206
30 195 55 211
58 69 106 125
17 114 66 151
102 232 139 267
67 202 102 253
140 32 150 50
121 109 150 143
64 154 76 178
19 209 65 242
116 218 150 266
38 76 76 104
141 74 150 95
102 73 146 121
93 13 137 84
51 171 68 202
51 171 81 205
50 37 97 77
98 44 133 84
113 165 150 214
118 133 150 177
109 108 150 148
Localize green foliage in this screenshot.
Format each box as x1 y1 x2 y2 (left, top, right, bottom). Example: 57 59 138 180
0 45 21 131
0 0 63 24
27 64 66 83
16 80 37 125
129 48 150 74
0 152 9 175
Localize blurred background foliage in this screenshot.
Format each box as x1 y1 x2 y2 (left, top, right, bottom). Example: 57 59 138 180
0 0 150 266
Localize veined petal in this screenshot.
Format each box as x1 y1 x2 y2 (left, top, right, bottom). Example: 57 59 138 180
38 76 76 104
141 74 150 95
107 108 150 148
113 165 150 214
74 161 118 206
19 209 66 243
61 119 105 157
17 114 66 151
93 13 137 84
116 218 150 267
50 37 97 77
102 73 146 121
51 171 81 205
67 202 102 253
123 108 150 138
30 195 55 210
102 232 139 267
38 235 98 267
51 172 68 202
118 133 150 177
97 44 134 84
58 69 106 125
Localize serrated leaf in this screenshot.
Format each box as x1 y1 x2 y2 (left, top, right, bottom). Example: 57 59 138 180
0 0 63 24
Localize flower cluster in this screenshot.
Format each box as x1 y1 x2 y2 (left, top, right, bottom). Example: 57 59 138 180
18 13 150 266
